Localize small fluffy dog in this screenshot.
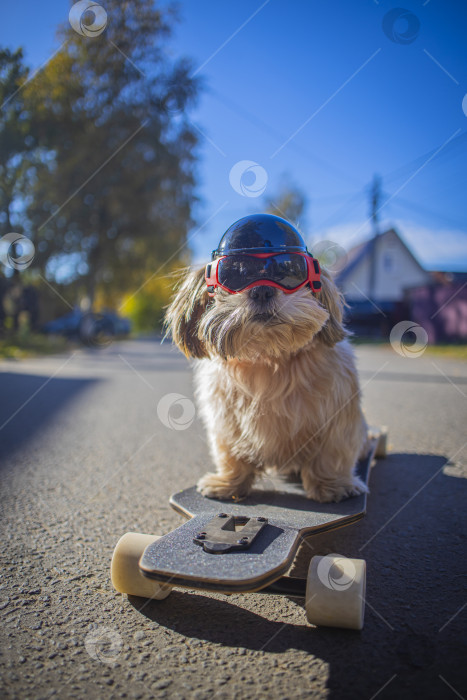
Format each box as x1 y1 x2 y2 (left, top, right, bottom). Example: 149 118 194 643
165 219 369 503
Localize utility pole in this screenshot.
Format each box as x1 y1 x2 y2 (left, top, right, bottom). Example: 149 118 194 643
368 174 382 300
370 174 382 237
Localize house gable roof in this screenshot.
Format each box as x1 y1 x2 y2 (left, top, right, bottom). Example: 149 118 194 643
334 228 426 286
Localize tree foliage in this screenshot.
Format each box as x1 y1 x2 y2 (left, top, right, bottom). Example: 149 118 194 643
0 49 39 243
265 177 308 232
22 0 200 305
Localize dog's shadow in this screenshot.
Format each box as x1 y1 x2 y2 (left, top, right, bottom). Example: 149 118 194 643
130 452 466 695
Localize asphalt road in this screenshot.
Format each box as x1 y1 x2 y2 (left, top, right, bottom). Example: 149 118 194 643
1 337 466 700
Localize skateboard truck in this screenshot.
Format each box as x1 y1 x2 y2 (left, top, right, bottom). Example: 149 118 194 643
193 513 268 554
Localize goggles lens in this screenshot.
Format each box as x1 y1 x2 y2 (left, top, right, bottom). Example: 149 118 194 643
217 253 309 292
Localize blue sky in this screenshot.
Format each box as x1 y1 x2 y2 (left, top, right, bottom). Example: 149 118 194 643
3 0 467 271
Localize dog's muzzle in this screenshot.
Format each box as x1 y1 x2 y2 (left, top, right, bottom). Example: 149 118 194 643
248 285 276 303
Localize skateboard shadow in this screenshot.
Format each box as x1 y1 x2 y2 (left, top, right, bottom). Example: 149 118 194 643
129 589 317 652
289 451 460 577
130 452 467 698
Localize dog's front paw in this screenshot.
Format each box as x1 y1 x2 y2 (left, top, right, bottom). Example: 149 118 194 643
305 476 369 503
341 476 369 499
197 473 247 501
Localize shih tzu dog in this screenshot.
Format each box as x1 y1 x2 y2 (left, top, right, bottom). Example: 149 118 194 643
165 214 369 503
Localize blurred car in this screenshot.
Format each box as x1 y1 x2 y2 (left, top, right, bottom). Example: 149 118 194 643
42 308 131 346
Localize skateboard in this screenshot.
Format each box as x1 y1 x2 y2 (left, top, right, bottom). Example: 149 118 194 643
111 428 387 630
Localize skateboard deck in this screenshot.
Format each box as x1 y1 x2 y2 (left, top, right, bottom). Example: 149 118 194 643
138 435 381 594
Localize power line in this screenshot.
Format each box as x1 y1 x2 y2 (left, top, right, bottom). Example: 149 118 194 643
316 125 467 232
206 88 466 236
208 87 361 187
313 188 368 230
382 130 467 186
387 194 466 230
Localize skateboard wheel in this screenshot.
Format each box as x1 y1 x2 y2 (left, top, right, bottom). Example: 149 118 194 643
306 554 366 630
111 533 172 600
375 427 388 458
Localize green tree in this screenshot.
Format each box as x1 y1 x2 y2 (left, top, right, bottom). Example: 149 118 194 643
25 0 200 306
265 177 308 231
0 49 40 274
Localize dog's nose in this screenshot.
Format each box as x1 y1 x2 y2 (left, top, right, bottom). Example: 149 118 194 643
249 285 276 302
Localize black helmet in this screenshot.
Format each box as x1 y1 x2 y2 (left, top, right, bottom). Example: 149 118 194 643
212 214 308 260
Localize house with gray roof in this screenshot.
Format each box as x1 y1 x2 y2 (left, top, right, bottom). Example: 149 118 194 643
333 228 466 341
335 228 430 309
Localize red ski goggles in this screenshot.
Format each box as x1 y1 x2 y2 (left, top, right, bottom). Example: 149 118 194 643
205 252 321 296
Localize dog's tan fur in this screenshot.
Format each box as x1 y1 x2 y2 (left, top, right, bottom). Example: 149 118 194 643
165 266 369 502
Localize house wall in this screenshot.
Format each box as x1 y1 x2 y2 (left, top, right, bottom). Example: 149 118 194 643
341 230 429 302
408 283 467 343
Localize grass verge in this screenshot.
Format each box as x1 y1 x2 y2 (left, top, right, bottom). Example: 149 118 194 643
0 332 70 360
351 337 467 360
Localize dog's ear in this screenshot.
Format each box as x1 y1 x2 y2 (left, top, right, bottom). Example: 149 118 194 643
164 267 210 359
316 267 347 346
